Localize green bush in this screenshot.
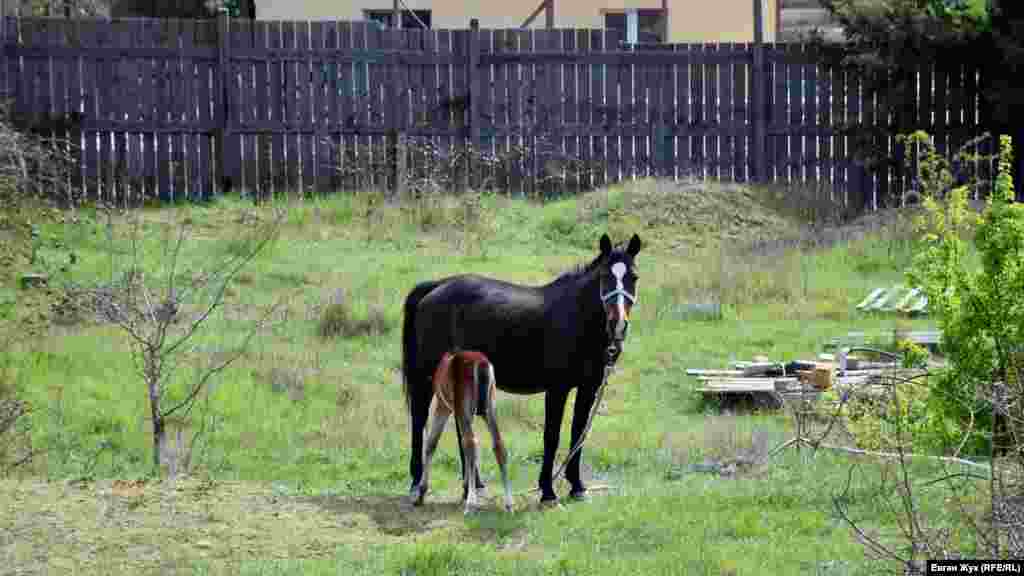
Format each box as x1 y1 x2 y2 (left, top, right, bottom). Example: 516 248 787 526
906 133 1023 458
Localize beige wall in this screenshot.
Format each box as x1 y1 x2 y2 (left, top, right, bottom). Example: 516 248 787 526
257 0 777 43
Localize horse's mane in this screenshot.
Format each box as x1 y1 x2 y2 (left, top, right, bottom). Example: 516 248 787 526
549 251 607 286
548 239 640 289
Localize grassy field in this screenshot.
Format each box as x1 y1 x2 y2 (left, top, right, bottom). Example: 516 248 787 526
0 178 970 575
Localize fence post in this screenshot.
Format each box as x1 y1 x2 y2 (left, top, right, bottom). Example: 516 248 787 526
467 18 481 191
751 0 766 184
216 12 230 198
388 130 406 199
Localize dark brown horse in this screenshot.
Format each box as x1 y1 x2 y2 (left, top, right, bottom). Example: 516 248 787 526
402 233 642 504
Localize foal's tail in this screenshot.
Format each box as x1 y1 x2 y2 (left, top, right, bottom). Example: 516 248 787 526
402 279 447 413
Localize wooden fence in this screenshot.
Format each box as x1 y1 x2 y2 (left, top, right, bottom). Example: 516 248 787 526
0 15 993 208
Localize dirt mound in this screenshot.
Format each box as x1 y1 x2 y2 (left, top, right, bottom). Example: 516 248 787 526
574 178 956 258
576 178 802 251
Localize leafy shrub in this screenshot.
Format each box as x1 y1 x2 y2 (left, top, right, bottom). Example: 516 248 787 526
906 133 1023 458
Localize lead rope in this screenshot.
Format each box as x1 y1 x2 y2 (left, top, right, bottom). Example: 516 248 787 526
549 347 617 489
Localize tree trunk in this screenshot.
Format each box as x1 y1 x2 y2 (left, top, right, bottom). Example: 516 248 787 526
147 372 164 475
152 412 164 474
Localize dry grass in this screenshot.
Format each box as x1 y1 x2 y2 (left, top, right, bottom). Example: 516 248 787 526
316 290 392 341
0 476 452 575
575 177 802 252
660 415 783 478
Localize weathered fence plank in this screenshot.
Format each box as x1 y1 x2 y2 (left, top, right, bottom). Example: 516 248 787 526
314 21 332 192
619 37 634 185
804 43 818 187
675 43 690 180
719 43 734 182
733 43 747 183
473 24 490 191
705 43 719 180
562 29 577 194
932 60 948 162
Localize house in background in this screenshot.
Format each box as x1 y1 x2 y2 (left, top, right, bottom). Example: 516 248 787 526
2 0 791 44
777 0 843 42
0 0 258 18
255 0 779 43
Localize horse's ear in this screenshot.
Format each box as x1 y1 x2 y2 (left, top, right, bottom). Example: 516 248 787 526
600 233 612 256
627 233 643 257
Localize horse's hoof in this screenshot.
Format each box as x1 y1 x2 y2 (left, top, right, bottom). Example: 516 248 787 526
538 495 560 509
408 487 426 507
504 501 514 513
568 490 590 502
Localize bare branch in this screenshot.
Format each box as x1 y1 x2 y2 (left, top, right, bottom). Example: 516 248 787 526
917 472 989 489
833 464 908 566
163 211 283 358
160 290 292 420
814 442 992 472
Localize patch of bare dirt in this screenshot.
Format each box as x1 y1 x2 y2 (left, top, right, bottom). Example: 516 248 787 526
0 477 385 575
0 476 572 575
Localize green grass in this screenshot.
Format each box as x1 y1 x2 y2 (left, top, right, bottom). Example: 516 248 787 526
0 179 975 574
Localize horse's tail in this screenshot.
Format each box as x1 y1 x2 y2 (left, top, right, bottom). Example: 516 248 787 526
402 279 447 413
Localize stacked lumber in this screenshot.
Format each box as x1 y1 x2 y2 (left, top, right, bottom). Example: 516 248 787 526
688 357 819 395
689 354 903 401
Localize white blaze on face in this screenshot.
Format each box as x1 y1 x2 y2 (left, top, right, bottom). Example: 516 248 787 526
611 262 627 339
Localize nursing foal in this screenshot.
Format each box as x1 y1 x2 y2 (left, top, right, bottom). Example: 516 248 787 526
416 349 514 514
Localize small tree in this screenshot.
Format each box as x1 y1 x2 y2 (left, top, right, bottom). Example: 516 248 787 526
76 202 289 476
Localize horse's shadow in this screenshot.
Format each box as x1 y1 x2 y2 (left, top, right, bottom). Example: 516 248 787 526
302 491 528 539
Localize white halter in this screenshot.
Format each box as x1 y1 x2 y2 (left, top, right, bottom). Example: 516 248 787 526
600 262 637 305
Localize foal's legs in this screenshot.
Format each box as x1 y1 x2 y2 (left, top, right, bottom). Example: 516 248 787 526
457 394 482 515
484 388 514 512
455 423 487 500
414 396 451 505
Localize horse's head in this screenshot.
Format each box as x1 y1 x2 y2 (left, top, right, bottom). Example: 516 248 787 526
597 233 643 360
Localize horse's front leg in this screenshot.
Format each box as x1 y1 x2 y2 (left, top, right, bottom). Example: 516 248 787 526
538 388 570 504
565 382 599 501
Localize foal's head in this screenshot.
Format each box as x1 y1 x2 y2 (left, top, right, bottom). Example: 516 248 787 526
597 233 643 356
